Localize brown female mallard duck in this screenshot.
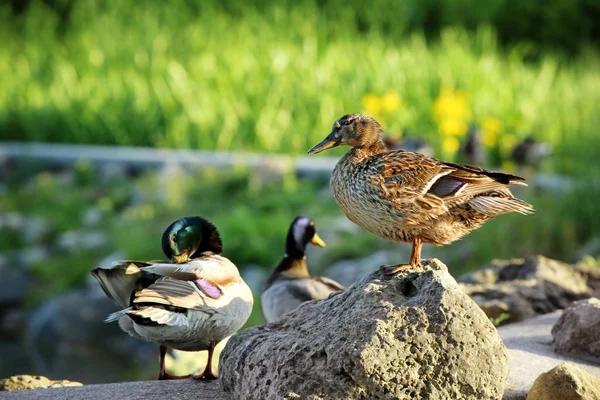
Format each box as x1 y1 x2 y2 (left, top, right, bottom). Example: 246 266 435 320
308 114 533 274
261 216 344 322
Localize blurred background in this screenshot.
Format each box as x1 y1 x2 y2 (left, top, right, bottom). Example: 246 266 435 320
0 0 599 385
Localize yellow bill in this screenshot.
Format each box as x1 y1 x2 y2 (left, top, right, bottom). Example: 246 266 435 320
310 233 326 248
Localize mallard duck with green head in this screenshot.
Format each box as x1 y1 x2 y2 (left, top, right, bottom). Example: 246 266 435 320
308 114 533 274
91 216 253 380
262 216 344 322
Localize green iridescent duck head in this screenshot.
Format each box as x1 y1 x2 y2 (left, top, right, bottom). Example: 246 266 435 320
161 216 223 263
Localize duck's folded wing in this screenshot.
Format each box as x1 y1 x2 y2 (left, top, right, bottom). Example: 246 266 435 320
370 151 453 222
132 276 225 312
285 278 344 303
91 260 156 309
136 256 228 281
313 276 345 292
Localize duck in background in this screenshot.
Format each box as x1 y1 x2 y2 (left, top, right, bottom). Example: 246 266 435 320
91 216 253 380
383 131 434 156
460 124 487 165
308 114 533 274
262 216 344 322
511 136 552 169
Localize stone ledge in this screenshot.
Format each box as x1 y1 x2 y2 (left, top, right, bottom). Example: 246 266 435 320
1 379 528 400
0 380 227 400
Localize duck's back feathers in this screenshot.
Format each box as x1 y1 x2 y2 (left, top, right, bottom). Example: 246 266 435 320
367 150 533 221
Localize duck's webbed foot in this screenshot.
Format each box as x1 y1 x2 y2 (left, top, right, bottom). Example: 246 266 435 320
381 263 423 276
158 371 190 380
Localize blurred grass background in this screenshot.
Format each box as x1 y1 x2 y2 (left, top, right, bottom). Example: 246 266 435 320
0 0 599 176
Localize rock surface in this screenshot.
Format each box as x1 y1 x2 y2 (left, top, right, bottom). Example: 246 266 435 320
0 375 82 391
498 312 600 392
220 259 508 400
460 255 592 324
552 298 600 361
526 363 600 400
0 380 225 399
0 379 531 399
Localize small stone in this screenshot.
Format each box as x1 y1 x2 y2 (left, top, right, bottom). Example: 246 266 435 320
552 298 600 361
221 259 508 400
0 375 82 391
526 363 600 400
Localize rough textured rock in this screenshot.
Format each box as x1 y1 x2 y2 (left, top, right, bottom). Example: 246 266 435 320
552 298 600 361
220 259 508 400
498 312 600 392
459 255 592 324
0 375 82 391
526 363 600 400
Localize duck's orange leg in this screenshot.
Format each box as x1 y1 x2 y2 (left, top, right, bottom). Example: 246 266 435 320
158 345 189 380
382 236 423 275
191 340 217 380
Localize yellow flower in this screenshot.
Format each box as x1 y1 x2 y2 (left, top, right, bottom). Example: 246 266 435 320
482 130 498 148
481 117 503 135
380 91 403 112
361 94 381 116
441 136 460 156
434 86 471 121
438 119 468 137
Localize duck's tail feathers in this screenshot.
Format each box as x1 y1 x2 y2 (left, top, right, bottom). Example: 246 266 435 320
469 196 534 216
105 307 133 323
91 261 148 309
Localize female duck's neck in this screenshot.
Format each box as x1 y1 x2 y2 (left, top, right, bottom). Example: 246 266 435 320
349 139 387 163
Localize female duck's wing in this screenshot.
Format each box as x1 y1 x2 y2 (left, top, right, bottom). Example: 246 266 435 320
370 151 532 222
369 151 455 223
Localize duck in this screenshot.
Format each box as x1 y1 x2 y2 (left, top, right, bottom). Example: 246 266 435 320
511 136 552 168
383 132 434 156
91 216 253 380
308 114 533 274
261 216 344 322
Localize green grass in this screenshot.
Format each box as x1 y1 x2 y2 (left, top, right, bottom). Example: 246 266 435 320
0 1 599 177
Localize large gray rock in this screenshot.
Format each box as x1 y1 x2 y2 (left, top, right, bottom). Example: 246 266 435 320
220 259 508 400
498 312 600 392
552 298 600 361
526 362 600 400
460 255 592 324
